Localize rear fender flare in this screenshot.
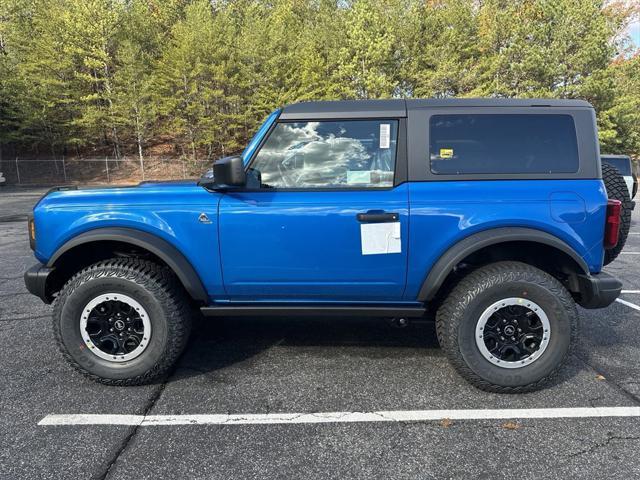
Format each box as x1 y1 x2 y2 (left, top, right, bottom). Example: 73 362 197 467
417 227 590 302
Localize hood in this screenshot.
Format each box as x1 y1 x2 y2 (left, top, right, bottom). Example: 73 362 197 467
137 179 199 187
35 180 212 210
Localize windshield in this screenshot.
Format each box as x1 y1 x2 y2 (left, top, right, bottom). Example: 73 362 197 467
242 109 281 165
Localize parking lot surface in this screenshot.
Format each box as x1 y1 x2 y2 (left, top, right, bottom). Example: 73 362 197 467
1 187 640 479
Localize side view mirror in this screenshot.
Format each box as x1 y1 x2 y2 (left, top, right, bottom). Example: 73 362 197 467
199 155 246 190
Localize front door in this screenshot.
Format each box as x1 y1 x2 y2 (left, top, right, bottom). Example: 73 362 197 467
218 118 409 302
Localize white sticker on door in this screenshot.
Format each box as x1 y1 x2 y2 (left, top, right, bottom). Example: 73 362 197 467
361 222 401 255
379 124 390 149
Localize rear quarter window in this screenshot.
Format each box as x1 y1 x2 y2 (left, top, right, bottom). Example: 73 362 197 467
430 114 579 175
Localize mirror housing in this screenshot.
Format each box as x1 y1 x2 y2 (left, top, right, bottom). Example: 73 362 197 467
199 155 246 190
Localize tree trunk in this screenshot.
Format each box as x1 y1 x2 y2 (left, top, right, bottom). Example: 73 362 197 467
134 109 144 180
103 62 121 162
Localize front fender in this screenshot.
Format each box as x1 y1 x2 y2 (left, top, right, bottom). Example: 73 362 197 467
32 183 224 301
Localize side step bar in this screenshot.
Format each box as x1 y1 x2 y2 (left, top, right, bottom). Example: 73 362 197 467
200 305 426 318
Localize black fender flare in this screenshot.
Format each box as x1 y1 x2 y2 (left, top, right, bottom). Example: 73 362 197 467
417 227 590 302
47 227 208 302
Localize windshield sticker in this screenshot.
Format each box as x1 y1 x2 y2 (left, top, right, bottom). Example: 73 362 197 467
439 148 454 158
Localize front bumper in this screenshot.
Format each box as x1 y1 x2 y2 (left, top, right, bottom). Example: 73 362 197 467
24 263 54 304
576 272 622 309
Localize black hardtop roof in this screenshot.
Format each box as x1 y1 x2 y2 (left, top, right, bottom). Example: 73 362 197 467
280 99 406 120
280 98 593 120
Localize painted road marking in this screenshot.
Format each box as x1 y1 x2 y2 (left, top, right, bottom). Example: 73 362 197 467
616 298 640 312
620 252 640 255
38 407 640 427
621 290 640 294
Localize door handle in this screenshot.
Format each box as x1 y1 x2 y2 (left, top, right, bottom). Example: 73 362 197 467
356 211 399 223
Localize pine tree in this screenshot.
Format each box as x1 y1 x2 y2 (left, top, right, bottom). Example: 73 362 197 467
0 0 638 164
335 0 400 99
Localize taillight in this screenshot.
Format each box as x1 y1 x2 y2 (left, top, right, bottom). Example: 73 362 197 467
604 199 622 249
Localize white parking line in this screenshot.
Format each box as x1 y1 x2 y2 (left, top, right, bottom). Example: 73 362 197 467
621 290 640 294
620 252 640 255
616 298 640 312
38 407 640 426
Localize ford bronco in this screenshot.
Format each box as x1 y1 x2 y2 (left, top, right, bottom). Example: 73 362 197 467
24 99 625 393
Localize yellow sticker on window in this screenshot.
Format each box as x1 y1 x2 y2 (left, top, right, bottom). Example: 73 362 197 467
440 148 454 158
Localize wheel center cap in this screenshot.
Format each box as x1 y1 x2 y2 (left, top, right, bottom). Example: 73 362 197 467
503 325 516 336
114 319 126 331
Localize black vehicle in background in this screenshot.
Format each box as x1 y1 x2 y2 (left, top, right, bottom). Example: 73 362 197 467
601 154 637 199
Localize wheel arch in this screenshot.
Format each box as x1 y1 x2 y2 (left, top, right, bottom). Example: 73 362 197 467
46 227 208 303
418 227 590 302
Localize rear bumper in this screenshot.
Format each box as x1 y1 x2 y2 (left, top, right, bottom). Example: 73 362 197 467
24 263 54 304
576 272 622 309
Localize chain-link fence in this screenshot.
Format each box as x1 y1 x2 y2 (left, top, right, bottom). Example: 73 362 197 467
0 157 212 186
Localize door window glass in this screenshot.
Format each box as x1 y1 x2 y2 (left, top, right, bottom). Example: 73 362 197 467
250 120 398 188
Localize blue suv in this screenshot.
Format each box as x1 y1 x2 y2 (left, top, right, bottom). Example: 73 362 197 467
25 99 624 392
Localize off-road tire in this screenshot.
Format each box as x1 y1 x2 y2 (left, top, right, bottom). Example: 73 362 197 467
436 261 577 393
53 258 192 385
602 163 632 265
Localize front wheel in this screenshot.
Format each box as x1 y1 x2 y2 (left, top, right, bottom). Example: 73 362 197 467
53 258 192 385
436 261 577 393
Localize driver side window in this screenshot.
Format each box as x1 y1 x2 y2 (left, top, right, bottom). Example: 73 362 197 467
249 119 398 189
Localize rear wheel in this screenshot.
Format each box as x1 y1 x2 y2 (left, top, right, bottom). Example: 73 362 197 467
436 261 577 393
602 163 632 265
53 258 192 385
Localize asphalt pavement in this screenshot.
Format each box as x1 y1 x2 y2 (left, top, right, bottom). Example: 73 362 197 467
1 186 640 479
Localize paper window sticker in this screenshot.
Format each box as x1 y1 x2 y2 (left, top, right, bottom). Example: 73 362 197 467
379 124 390 149
347 170 372 184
